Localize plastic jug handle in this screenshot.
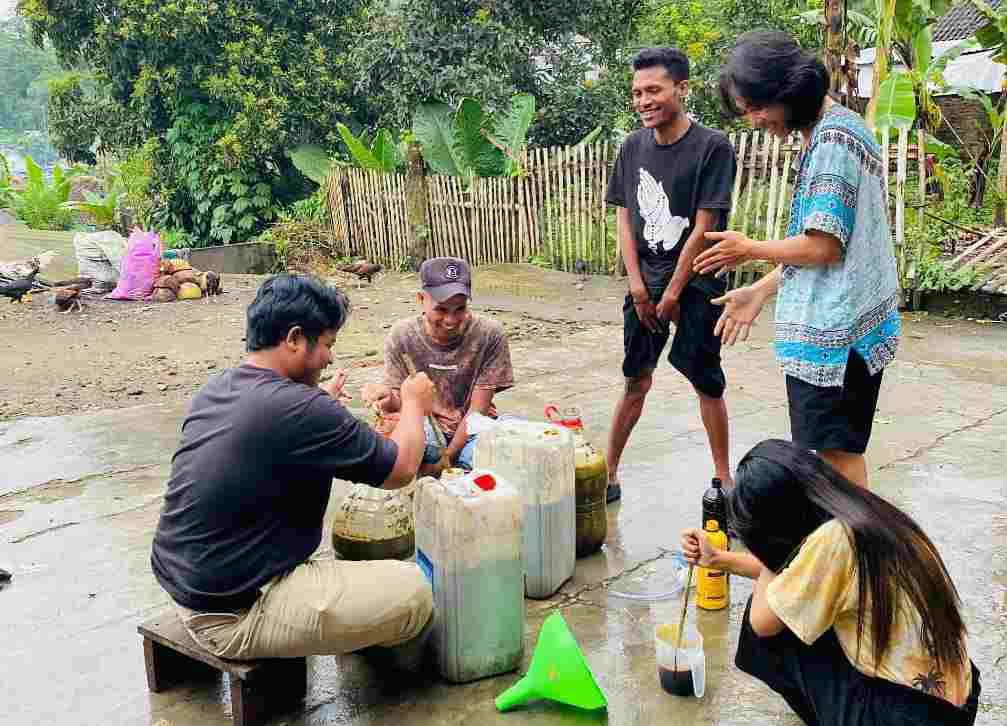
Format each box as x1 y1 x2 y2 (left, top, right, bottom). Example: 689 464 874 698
544 405 561 422
692 649 706 698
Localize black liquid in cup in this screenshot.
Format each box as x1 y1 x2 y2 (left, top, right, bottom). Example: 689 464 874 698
658 665 695 696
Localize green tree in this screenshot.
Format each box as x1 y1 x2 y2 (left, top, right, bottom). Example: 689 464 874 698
46 73 148 164
19 0 368 241
637 0 820 128
0 15 58 134
528 40 633 148
349 0 646 135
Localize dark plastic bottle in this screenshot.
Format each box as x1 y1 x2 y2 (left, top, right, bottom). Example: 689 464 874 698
701 478 729 546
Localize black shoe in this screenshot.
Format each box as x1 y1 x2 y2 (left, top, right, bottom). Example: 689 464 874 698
606 482 622 503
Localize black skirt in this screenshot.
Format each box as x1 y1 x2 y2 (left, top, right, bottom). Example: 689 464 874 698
735 597 981 726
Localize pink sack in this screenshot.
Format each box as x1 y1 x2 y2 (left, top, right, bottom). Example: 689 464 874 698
106 229 161 301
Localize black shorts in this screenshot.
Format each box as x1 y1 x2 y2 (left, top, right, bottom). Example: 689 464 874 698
787 350 884 455
622 282 726 399
736 597 981 726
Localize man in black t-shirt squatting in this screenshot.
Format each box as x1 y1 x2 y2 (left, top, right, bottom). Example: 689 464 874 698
151 274 437 664
604 48 737 503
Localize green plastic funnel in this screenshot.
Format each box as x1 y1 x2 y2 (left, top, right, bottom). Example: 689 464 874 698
495 612 607 712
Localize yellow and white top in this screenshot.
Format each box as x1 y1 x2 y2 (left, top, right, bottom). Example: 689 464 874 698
767 520 971 707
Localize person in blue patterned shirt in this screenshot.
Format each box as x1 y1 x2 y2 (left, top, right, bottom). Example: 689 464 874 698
694 30 901 488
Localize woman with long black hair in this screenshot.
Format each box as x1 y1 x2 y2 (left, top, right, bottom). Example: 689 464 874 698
682 439 981 725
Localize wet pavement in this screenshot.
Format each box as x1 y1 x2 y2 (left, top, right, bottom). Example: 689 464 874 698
2 274 1005 726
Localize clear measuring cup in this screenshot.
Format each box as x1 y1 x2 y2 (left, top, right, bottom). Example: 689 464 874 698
654 622 706 698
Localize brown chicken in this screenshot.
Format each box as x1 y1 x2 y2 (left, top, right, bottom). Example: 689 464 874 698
338 260 366 275
339 260 382 287
54 286 86 313
353 263 382 285
48 278 92 313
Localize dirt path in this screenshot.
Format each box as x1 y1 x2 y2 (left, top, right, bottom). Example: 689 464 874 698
0 266 621 422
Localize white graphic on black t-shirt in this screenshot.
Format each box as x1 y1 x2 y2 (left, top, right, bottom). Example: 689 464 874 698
637 168 689 253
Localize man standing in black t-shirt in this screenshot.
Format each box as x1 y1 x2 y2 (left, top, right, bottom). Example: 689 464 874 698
604 48 737 503
151 274 436 666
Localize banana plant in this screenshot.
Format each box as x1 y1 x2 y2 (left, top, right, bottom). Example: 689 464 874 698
961 0 1007 219
575 125 605 148
967 0 1007 61
796 7 879 47
288 127 406 185
287 144 344 185
336 124 405 173
873 70 916 134
867 0 952 128
11 155 84 230
908 30 975 134
412 94 536 184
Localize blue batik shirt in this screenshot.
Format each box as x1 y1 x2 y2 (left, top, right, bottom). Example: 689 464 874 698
776 104 901 388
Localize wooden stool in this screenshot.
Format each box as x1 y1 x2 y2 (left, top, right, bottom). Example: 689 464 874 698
138 612 306 726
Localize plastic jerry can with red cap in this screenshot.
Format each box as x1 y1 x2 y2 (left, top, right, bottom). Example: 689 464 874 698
545 405 608 557
414 469 525 683
473 420 575 599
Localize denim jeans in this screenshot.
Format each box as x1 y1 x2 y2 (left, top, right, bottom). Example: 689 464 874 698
422 418 478 470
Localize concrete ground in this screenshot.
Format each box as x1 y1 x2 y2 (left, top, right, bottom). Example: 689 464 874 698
1 271 1005 726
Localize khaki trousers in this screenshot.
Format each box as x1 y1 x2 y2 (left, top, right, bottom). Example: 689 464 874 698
172 556 433 660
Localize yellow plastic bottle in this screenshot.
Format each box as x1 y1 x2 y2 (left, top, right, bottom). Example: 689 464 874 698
696 519 729 611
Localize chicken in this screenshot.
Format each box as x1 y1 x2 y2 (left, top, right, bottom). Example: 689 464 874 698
201 270 222 300
339 259 382 288
194 269 222 302
0 267 40 304
338 260 366 275
353 262 382 286
54 286 85 313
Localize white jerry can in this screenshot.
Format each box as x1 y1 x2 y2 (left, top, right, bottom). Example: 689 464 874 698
414 469 525 683
473 420 576 598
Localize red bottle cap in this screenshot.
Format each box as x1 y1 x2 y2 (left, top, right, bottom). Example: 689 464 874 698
544 405 583 430
473 474 496 491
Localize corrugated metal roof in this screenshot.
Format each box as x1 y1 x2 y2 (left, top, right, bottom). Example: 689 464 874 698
932 0 1002 42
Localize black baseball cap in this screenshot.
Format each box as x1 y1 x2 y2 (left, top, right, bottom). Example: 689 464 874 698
420 257 472 301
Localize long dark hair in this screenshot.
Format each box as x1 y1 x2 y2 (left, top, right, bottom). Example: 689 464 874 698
728 439 967 672
719 29 830 131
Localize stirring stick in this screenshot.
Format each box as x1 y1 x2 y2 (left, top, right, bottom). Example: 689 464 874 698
673 564 694 672
402 353 447 448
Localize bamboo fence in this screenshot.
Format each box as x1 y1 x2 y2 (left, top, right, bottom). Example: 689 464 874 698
328 144 613 273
